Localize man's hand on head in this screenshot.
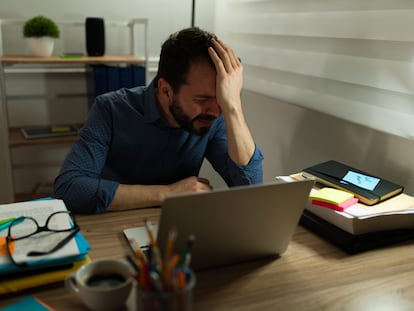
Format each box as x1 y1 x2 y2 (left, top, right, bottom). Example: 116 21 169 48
208 38 243 114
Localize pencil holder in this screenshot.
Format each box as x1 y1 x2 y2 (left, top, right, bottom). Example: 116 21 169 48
136 269 196 311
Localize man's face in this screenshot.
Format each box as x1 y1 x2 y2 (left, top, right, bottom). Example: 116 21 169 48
168 59 221 135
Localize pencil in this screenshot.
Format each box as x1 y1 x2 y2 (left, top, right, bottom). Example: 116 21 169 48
129 238 147 265
164 254 180 290
164 226 177 264
144 219 163 272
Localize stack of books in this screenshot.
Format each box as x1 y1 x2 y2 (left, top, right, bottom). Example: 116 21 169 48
0 199 91 294
288 160 414 253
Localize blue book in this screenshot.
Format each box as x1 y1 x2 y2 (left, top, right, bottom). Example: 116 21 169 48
107 66 121 92
92 65 107 96
133 65 146 86
119 66 134 88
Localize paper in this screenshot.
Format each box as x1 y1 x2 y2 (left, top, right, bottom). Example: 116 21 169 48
344 193 414 219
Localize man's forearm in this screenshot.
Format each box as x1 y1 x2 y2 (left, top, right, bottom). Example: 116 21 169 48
107 184 168 211
107 176 213 211
223 103 256 166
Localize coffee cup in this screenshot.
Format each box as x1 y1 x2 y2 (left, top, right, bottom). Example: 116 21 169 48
65 259 133 311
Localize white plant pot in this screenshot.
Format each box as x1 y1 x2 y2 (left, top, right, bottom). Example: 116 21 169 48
27 37 55 57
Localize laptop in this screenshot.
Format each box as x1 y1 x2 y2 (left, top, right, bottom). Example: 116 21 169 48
123 179 314 270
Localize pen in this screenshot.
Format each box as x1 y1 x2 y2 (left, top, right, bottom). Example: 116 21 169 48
178 235 195 267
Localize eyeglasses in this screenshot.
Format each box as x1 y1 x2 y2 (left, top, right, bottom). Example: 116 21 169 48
6 211 80 268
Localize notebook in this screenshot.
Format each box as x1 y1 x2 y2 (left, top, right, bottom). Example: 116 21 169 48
123 179 314 270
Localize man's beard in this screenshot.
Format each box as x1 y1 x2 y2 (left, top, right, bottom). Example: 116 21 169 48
169 98 216 136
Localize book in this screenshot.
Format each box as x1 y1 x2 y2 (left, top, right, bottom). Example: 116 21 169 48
0 256 91 295
132 65 146 86
107 66 121 92
1 295 56 310
302 160 403 205
21 125 79 139
92 65 108 96
300 210 414 254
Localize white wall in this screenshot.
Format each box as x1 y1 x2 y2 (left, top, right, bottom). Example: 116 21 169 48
214 0 414 140
241 91 414 196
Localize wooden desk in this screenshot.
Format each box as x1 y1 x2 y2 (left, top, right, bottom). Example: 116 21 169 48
1 208 414 311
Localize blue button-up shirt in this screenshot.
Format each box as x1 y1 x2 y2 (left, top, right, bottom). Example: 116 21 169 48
54 80 264 213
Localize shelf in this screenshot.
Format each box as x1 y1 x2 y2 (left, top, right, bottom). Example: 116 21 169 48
1 54 145 65
9 127 80 147
0 18 149 203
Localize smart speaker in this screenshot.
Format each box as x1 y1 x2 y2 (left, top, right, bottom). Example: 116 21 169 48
85 17 105 56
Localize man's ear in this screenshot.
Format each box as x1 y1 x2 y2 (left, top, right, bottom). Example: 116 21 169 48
157 78 173 101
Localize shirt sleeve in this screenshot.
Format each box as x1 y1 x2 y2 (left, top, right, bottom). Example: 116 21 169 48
205 115 264 186
53 96 119 213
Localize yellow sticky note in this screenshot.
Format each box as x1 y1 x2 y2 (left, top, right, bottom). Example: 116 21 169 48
309 187 354 206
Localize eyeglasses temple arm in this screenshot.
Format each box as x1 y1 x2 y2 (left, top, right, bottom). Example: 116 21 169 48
26 227 80 257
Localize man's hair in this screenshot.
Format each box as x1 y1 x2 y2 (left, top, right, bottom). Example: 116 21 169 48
155 27 216 92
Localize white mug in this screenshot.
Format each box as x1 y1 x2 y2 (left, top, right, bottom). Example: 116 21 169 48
65 259 133 311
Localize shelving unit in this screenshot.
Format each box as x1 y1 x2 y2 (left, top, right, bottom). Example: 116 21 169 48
0 18 148 202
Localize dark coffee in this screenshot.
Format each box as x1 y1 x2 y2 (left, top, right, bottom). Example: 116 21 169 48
86 273 126 289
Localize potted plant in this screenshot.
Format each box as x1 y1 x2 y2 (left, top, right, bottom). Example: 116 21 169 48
23 15 60 57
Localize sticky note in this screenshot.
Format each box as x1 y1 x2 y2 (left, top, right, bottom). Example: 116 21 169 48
309 187 354 206
0 236 14 256
312 197 359 211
